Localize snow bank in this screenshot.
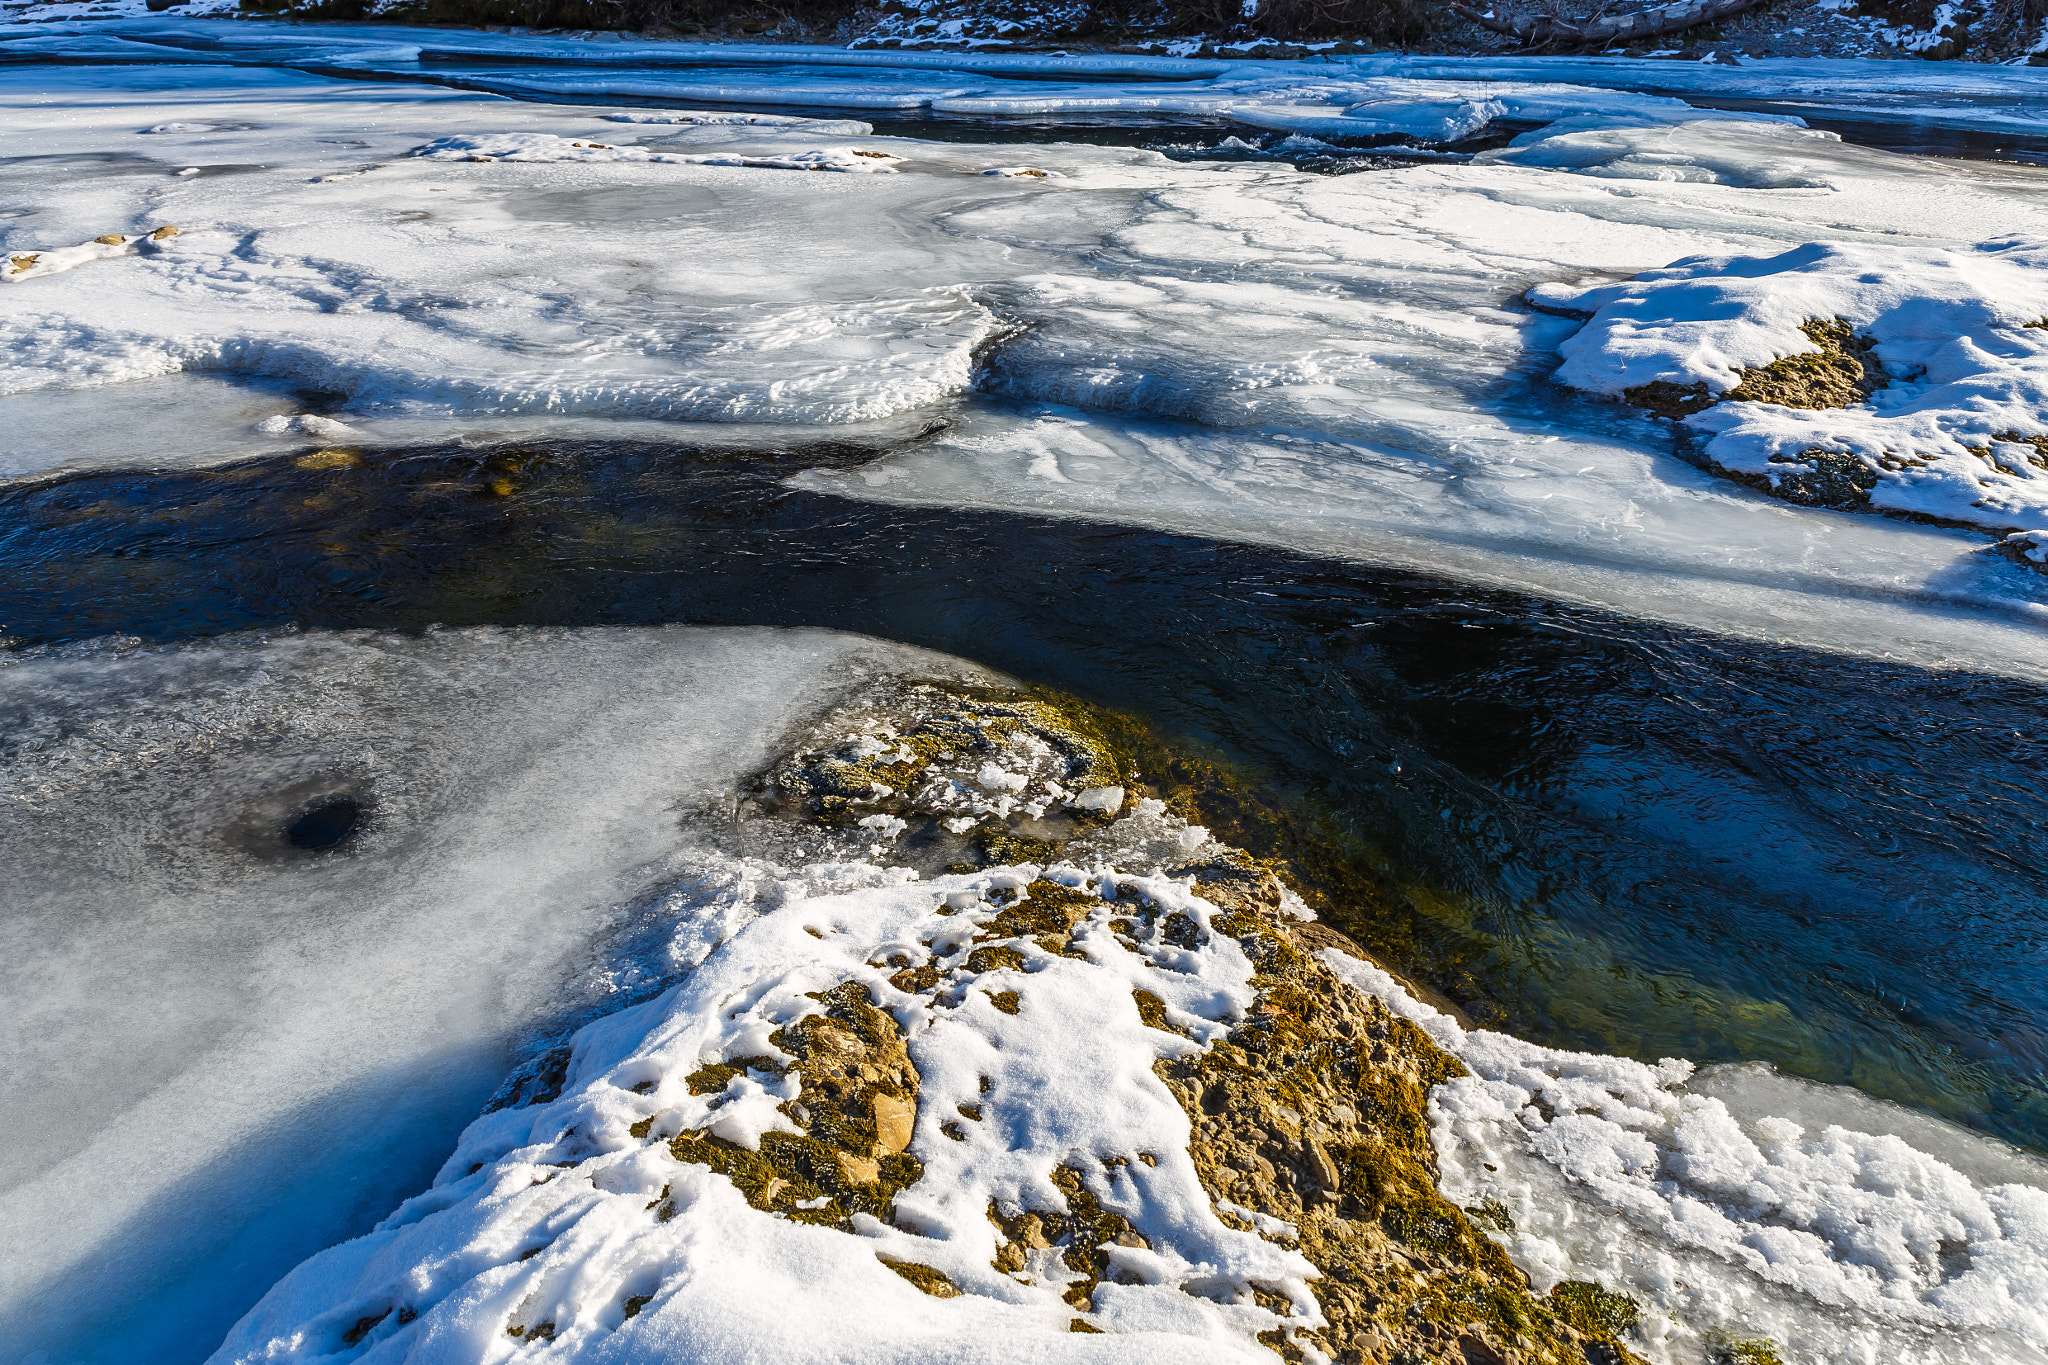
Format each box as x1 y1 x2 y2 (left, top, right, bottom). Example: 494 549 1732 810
207 847 1312 1365
1536 238 2048 530
1323 951 2048 1365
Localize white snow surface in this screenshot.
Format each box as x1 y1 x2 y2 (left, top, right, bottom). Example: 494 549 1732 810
197 801 2048 1365
1323 950 2048 1365
0 625 1001 1365
7 42 2048 677
1535 237 2048 530
208 840 1308 1365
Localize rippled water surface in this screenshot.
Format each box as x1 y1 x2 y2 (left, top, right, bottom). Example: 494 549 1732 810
7 436 2044 1151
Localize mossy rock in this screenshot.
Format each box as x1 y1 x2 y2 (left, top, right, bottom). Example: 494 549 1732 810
1152 890 1632 1365
1707 1332 1786 1365
1548 1280 1641 1339
1625 316 1887 420
987 1166 1147 1310
669 980 923 1228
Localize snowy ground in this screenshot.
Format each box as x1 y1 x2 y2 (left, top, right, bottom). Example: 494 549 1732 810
194 733 2048 1365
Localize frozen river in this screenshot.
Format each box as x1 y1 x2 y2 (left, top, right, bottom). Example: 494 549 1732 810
6 25 2048 1365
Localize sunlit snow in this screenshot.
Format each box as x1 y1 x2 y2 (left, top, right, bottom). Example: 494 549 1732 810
8 27 2048 1365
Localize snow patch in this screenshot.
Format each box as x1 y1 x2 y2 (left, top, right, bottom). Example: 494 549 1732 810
1537 238 2048 530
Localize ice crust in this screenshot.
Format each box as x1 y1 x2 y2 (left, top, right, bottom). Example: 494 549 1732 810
1323 951 2048 1365
0 625 998 1365
1536 237 2048 530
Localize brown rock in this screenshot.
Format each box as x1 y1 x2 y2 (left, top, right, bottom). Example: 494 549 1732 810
94 234 126 246
1307 1140 1341 1191
872 1093 915 1154
835 1152 881 1186
150 225 179 240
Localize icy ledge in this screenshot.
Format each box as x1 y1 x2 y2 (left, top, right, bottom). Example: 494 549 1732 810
1534 238 2048 535
209 694 2048 1365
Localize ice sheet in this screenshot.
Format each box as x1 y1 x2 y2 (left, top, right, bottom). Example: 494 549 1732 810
6 57 2048 676
0 625 995 1365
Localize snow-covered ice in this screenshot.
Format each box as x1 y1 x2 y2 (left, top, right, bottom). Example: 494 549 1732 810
1324 951 2048 1365
0 625 1000 1365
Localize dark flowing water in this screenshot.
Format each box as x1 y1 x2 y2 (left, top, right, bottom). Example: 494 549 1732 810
6 434 2045 1152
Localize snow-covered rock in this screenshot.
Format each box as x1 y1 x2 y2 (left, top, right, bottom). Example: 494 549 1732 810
1535 238 2048 530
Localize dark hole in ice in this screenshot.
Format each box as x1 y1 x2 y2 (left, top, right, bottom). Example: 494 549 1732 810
285 797 361 850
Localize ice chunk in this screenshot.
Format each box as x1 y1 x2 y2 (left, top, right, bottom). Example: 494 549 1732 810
254 412 357 439
975 760 1028 792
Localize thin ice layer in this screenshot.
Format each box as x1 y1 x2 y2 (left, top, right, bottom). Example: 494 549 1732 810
0 625 997 1365
1323 951 2048 1365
